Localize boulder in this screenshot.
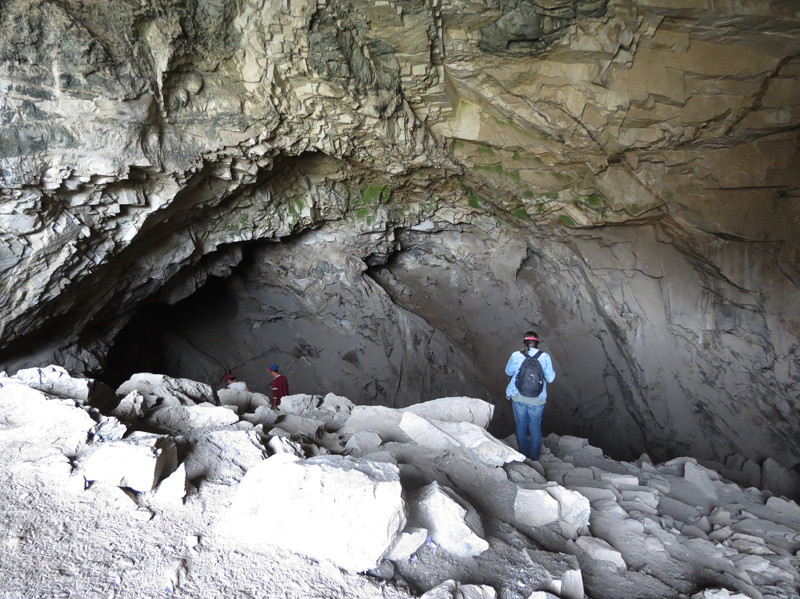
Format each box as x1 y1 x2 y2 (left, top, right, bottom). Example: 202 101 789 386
273 414 325 439
761 458 800 500
684 463 719 499
278 394 321 414
547 486 591 531
384 526 427 561
0 378 95 458
218 389 271 413
111 390 147 422
408 481 488 558
217 454 406 572
574 537 627 569
81 433 178 492
402 397 494 429
320 392 355 414
267 435 306 458
183 429 267 485
338 405 409 442
435 421 525 466
344 431 382 456
12 365 116 409
145 404 239 434
514 488 560 527
241 405 278 427
153 463 188 506
117 373 216 408
399 413 523 466
420 580 496 599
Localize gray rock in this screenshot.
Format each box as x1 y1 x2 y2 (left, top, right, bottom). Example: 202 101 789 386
145 404 239 434
761 458 800 500
117 373 216 408
684 463 719 499
420 579 496 599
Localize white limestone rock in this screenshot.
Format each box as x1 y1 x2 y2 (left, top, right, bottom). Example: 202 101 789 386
515 488 560 527
420 579 496 599
435 421 525 466
218 389 271 413
400 412 523 466
273 414 325 439
547 486 591 531
384 526 427 561
338 405 408 442
12 365 116 407
0 378 96 458
278 394 321 414
267 435 305 458
241 405 278 426
183 429 267 485
692 589 750 599
574 536 626 569
217 454 406 572
345 430 382 456
111 390 147 422
153 463 188 506
81 433 178 492
320 392 354 414
145 404 239 434
402 397 494 429
408 481 489 558
117 373 216 408
598 472 640 488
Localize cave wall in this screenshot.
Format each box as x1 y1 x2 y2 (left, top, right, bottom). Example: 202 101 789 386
1 0 799 466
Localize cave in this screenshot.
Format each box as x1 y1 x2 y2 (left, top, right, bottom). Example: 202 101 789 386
1 0 799 596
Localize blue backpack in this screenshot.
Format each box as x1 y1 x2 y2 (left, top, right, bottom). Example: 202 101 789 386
515 350 544 397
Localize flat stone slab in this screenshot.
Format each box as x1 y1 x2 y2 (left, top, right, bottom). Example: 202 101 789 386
217 454 406 572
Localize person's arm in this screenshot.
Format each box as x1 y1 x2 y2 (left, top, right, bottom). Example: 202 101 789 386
505 351 523 377
542 353 556 383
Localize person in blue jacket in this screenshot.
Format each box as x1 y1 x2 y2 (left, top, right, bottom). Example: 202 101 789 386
505 331 556 461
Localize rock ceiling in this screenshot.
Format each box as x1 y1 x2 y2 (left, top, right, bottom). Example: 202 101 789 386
0 0 798 466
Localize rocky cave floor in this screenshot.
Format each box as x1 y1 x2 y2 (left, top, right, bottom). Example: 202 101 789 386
0 366 798 599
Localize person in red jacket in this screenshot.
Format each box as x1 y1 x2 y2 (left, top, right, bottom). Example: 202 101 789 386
267 364 288 409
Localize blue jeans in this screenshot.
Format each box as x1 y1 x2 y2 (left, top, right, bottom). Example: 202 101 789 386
512 401 545 461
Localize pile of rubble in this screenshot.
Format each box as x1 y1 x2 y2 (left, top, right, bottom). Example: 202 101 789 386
0 366 798 599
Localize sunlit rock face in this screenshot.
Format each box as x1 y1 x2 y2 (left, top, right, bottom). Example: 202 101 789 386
0 0 798 466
